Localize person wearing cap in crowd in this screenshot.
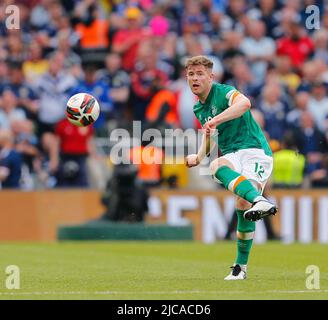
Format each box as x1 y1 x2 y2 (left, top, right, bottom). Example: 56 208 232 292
112 6 151 72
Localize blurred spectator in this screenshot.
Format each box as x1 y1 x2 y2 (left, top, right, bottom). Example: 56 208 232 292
0 3 8 38
240 20 275 84
23 41 49 85
224 0 248 33
149 15 176 79
6 31 27 62
251 108 265 130
145 80 179 130
129 139 164 188
98 52 130 120
322 8 328 30
34 51 76 135
149 14 170 38
276 20 314 70
307 80 328 133
251 108 279 152
274 55 301 95
31 51 75 180
272 131 305 188
227 58 260 99
257 82 289 141
0 89 27 129
112 6 151 72
218 31 244 80
246 0 280 38
74 0 110 56
273 5 301 39
33 132 59 189
293 112 327 177
30 0 53 30
2 60 39 120
55 30 81 77
178 0 212 57
0 60 8 86
0 129 22 189
286 91 310 129
31 0 65 48
309 154 328 188
11 119 39 190
130 41 168 121
181 0 208 35
297 60 323 93
55 118 95 187
70 61 113 130
14 3 32 41
312 29 328 65
318 59 328 84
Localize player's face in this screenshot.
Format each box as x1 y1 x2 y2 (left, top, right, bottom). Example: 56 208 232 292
186 65 213 97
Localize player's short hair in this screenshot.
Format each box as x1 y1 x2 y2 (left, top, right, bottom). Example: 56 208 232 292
185 55 213 70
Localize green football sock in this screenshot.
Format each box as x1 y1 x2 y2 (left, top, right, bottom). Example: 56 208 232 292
214 166 261 203
235 209 255 265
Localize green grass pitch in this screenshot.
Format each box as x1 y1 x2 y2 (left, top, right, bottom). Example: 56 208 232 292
0 241 327 300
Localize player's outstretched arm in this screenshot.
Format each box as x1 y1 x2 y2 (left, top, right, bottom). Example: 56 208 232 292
203 94 251 135
185 133 214 168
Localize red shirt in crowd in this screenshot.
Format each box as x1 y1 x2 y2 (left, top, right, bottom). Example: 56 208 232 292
277 36 314 68
55 119 94 155
112 28 151 71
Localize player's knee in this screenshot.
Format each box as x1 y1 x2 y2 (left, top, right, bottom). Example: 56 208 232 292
249 179 262 193
236 197 251 210
209 159 219 175
209 158 231 175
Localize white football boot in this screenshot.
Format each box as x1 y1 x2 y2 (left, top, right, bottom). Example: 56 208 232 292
224 264 247 280
243 198 277 222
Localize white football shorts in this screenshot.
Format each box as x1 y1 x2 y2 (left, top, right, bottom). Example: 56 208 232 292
216 148 273 193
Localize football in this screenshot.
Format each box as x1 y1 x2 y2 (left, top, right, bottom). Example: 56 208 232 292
66 93 100 127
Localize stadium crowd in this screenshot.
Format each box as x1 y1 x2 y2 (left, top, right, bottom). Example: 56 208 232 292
0 0 327 190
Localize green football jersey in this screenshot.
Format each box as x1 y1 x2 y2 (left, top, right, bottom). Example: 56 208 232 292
193 83 272 156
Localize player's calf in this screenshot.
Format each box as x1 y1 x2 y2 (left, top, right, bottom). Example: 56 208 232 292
213 165 262 203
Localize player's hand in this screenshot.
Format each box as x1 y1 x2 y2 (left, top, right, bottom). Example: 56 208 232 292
185 154 200 168
203 120 218 136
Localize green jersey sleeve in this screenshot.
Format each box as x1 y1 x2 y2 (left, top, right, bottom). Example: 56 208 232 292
220 84 240 108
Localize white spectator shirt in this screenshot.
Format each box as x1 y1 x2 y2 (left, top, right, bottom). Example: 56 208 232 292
240 37 276 83
0 108 27 129
308 96 328 133
35 71 77 124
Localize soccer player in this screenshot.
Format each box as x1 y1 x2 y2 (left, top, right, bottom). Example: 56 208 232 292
185 56 277 280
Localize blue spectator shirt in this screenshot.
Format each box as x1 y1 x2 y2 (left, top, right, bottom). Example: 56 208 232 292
0 148 22 189
70 79 113 128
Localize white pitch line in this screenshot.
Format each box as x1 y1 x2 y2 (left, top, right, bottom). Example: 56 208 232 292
0 289 327 296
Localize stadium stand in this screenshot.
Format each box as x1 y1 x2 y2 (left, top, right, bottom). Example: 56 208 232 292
0 0 327 197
